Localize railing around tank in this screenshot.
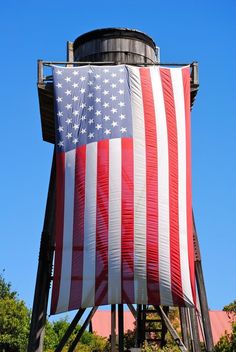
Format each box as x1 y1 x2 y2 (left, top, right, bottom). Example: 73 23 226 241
37 59 199 88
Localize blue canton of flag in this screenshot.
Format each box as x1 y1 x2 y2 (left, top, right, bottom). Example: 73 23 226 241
53 65 132 152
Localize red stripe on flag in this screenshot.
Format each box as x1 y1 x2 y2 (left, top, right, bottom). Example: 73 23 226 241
51 152 65 314
69 145 86 310
95 140 109 306
160 68 184 306
121 138 134 303
140 68 160 304
182 67 195 304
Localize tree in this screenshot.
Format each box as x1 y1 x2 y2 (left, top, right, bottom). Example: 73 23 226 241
223 301 236 314
0 273 108 352
213 300 236 352
214 323 236 352
0 271 17 300
43 317 108 352
0 273 30 352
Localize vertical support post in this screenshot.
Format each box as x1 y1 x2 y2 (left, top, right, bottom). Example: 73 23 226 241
179 308 190 351
67 41 74 66
118 304 124 352
136 305 142 347
160 306 169 348
111 304 116 352
37 60 43 85
189 308 201 352
191 62 199 86
28 152 56 352
195 261 214 351
186 309 194 351
142 305 146 343
193 216 214 352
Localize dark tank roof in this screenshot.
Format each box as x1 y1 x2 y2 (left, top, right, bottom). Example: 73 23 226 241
73 27 157 51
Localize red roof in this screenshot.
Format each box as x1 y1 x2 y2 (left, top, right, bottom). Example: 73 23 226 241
91 309 235 345
91 310 135 338
206 311 235 344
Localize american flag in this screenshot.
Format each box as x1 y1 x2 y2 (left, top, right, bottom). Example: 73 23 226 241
51 64 195 314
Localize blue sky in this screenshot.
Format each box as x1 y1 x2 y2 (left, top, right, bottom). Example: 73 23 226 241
0 0 235 318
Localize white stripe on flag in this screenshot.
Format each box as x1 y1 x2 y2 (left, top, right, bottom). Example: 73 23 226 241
171 68 193 305
108 138 122 303
81 142 97 307
57 149 75 313
129 66 147 304
150 67 173 306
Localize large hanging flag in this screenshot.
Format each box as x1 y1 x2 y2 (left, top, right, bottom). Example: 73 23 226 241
51 64 195 314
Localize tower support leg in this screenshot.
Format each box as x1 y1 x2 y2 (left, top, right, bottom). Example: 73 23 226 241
28 154 56 352
136 305 143 348
189 308 201 352
193 217 214 352
111 304 117 352
195 261 214 351
118 304 124 352
179 308 190 351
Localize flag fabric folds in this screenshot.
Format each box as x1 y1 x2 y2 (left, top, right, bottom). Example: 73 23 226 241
51 64 195 314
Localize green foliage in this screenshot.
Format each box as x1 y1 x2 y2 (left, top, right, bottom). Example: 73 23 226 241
213 300 236 352
53 318 72 342
0 272 108 352
223 300 236 314
43 320 59 351
43 317 108 352
0 271 17 300
82 333 108 352
124 328 136 349
213 323 236 352
124 307 181 351
141 340 180 352
0 273 30 352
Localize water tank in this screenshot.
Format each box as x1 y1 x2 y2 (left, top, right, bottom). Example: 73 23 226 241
73 28 158 64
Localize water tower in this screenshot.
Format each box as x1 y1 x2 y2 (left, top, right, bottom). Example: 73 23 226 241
28 28 213 352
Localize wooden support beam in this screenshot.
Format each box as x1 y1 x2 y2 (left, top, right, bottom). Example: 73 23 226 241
28 152 56 352
159 306 169 348
67 41 74 66
37 59 43 84
191 61 199 86
189 308 201 352
68 307 98 352
55 308 86 352
127 304 137 318
89 321 93 334
179 308 190 351
158 306 188 352
197 309 206 348
142 305 146 343
195 261 214 352
193 217 214 352
118 304 124 352
111 304 116 352
136 305 142 348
